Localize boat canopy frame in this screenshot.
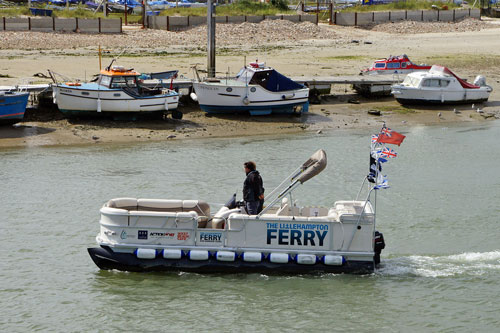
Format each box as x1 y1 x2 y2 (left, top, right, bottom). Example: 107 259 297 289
257 149 327 217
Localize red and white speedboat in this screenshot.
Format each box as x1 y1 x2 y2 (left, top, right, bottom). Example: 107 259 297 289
361 54 431 75
391 65 492 105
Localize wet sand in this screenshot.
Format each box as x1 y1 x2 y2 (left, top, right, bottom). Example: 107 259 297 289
1 19 500 147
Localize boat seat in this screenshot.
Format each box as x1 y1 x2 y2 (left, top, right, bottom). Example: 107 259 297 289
107 198 210 228
137 199 183 212
106 197 138 211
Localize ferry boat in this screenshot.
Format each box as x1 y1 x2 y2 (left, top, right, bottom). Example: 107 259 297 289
391 65 492 105
51 65 180 120
0 90 29 125
191 62 309 116
360 54 431 76
88 134 406 274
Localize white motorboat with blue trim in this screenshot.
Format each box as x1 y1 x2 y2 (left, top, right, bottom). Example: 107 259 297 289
88 140 403 274
51 65 181 120
191 62 309 116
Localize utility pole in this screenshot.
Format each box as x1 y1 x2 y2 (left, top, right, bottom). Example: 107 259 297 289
207 0 216 78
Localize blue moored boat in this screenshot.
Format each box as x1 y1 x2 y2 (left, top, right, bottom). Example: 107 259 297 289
0 91 29 125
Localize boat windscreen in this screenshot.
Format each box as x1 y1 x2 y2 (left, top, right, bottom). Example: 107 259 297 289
235 68 253 84
295 149 327 184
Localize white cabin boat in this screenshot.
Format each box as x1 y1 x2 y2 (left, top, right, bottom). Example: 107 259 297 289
191 62 309 116
88 149 388 274
51 65 180 119
391 65 492 105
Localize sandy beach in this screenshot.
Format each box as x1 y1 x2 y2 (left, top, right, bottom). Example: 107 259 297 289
1 18 500 147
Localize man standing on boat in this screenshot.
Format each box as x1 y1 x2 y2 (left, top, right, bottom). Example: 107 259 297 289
243 161 265 215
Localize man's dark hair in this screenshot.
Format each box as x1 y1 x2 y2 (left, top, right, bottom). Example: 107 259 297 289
244 161 256 171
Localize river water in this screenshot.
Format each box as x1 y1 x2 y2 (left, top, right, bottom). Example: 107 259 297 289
1 122 499 332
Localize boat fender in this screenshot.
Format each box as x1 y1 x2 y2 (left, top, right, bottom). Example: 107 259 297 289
242 252 263 262
216 251 236 262
189 250 209 261
243 96 250 105
269 253 289 264
164 99 169 111
296 254 317 265
281 93 295 100
135 248 157 259
190 92 198 102
97 98 102 113
52 91 57 104
323 255 344 266
162 249 182 259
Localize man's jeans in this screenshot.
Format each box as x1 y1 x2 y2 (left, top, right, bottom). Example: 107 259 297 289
245 201 260 215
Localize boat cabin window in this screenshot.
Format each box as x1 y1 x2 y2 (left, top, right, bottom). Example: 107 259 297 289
110 76 137 89
387 62 400 69
249 70 272 88
422 79 449 87
99 75 112 88
401 62 408 68
374 63 386 69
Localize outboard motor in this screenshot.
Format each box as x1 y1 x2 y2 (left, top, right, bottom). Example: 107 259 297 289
224 193 237 209
473 75 487 87
374 231 385 265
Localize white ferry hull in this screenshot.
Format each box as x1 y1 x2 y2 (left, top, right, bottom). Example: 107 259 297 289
88 197 384 274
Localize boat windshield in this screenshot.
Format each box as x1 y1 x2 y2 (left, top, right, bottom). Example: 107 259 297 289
110 76 138 89
98 75 112 88
402 75 420 87
235 68 253 84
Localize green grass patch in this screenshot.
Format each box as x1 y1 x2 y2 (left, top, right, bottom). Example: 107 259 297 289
341 0 461 12
160 0 294 17
0 5 143 23
0 6 30 17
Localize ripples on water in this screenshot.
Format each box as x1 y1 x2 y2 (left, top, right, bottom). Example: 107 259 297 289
377 250 500 278
2 123 500 332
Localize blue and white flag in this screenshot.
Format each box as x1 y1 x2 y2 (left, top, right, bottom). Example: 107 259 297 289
374 174 390 190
